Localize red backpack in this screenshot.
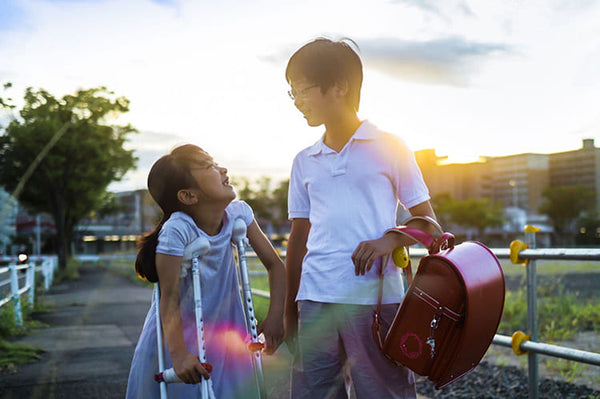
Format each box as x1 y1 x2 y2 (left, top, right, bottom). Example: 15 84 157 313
372 217 505 389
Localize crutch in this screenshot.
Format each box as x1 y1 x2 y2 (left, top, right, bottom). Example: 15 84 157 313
154 236 216 399
232 218 267 399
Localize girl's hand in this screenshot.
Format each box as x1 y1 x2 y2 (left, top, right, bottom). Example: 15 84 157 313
258 312 284 355
173 351 211 384
352 234 398 276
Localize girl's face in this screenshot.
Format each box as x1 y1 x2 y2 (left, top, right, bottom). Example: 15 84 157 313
188 152 236 203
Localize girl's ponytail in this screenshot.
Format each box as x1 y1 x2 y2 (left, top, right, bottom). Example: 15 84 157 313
134 216 168 283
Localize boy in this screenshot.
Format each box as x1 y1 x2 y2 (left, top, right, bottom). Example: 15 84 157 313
284 38 437 398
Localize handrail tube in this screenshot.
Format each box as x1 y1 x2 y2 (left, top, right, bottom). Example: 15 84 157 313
493 334 600 366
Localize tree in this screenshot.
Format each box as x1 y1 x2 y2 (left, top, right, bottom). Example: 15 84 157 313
233 176 290 236
449 198 505 238
540 185 595 245
431 192 504 240
0 86 137 270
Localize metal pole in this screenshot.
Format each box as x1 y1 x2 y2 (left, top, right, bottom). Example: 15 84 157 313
493 334 600 366
27 261 35 306
9 263 23 326
525 227 539 399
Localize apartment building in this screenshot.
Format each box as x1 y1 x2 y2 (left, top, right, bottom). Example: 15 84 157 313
416 139 599 216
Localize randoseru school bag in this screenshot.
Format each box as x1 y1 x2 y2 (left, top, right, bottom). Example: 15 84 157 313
372 216 505 389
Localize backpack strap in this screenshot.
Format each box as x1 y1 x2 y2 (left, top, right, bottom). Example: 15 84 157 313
372 222 455 356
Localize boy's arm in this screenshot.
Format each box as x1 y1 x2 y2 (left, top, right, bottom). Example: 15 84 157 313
156 253 210 383
246 219 285 355
283 218 310 351
352 200 437 275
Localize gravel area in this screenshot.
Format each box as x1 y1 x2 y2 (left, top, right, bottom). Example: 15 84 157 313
415 361 600 399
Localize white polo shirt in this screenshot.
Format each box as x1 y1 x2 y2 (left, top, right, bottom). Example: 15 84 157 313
288 120 430 305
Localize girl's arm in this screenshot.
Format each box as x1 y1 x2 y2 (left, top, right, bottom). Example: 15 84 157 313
156 253 210 383
246 219 285 355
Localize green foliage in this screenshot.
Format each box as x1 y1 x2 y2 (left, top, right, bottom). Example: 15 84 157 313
0 300 46 340
498 285 600 342
233 176 289 234
498 289 527 335
0 304 27 338
0 85 138 269
540 185 595 236
53 257 81 283
432 192 504 236
0 339 45 373
545 358 587 383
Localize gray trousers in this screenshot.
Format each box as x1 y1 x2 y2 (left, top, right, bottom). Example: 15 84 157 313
291 300 416 399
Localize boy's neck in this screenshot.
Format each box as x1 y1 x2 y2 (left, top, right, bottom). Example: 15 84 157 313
323 113 362 153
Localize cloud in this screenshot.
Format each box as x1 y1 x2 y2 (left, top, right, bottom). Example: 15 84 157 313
390 0 474 18
359 36 512 86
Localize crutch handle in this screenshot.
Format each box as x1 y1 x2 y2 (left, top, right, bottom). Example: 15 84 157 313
248 342 265 352
155 363 213 383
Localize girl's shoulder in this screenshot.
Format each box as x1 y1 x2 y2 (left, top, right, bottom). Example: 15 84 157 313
226 200 254 225
163 211 196 230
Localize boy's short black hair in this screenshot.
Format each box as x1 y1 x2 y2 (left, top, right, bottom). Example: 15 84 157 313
286 37 363 112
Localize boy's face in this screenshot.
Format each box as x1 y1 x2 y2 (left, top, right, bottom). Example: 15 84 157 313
289 78 340 127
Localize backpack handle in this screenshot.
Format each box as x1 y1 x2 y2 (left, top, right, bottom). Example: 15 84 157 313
385 217 454 254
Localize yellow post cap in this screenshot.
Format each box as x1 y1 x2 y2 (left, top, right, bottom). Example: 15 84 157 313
511 331 530 356
524 225 541 233
392 247 410 268
509 240 529 264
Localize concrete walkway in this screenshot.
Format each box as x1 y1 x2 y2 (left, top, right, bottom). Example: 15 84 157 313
0 265 292 399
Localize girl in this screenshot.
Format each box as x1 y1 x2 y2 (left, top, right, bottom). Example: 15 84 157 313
126 144 285 398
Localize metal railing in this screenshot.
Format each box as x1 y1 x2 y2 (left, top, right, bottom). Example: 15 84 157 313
0 256 58 326
246 229 600 399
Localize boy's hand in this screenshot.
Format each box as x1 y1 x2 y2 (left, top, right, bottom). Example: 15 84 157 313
283 303 299 355
352 234 397 276
258 313 284 355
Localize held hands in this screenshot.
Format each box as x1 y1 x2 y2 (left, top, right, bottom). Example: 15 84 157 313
258 312 284 355
352 233 399 276
173 351 211 384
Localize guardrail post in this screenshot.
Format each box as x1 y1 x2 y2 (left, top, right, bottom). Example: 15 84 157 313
525 225 539 399
26 262 35 306
9 264 23 327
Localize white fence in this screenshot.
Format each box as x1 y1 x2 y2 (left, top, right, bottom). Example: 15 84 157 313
0 255 58 326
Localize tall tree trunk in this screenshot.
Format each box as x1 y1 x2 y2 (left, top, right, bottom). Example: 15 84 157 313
54 200 67 270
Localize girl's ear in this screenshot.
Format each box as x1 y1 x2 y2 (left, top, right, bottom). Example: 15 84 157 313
177 189 198 205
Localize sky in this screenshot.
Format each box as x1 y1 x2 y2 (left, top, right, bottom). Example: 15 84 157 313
1 0 600 192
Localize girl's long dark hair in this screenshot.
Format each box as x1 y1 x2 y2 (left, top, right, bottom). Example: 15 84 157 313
135 144 209 282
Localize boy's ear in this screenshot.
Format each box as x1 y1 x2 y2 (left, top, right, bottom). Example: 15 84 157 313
333 80 349 98
177 189 199 205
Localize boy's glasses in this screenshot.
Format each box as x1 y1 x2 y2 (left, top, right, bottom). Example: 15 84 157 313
287 84 318 101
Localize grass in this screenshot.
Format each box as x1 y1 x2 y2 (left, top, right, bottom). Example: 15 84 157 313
0 340 45 373
0 298 50 372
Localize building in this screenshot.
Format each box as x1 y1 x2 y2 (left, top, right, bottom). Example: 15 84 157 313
549 138 600 212
75 190 160 254
417 139 600 216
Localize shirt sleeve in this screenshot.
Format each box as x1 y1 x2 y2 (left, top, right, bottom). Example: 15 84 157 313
387 134 430 209
288 153 310 219
156 215 193 257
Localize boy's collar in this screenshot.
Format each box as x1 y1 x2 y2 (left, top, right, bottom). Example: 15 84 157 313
307 120 377 156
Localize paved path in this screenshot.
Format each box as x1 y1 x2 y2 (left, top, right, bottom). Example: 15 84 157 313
0 265 292 399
